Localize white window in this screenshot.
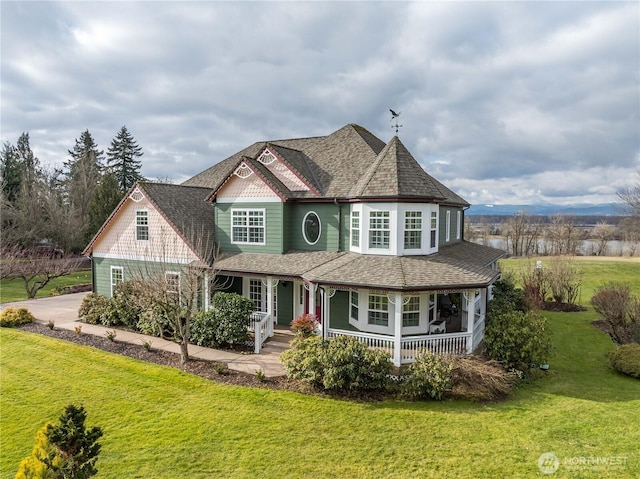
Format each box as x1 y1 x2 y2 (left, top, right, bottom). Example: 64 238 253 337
232 209 265 244
110 266 123 296
402 296 420 327
368 293 389 326
350 290 359 322
456 211 462 240
404 211 422 249
369 211 390 249
165 272 180 296
351 211 360 248
136 210 149 241
446 210 451 242
430 211 438 248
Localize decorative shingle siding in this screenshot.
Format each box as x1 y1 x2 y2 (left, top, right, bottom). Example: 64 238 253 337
91 196 201 264
217 173 280 200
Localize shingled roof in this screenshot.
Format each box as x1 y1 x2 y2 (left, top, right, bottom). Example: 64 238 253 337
182 124 467 205
214 241 505 291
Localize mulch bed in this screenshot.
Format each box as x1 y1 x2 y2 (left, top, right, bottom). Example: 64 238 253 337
17 322 299 392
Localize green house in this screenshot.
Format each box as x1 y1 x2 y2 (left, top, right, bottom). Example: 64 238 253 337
84 124 505 365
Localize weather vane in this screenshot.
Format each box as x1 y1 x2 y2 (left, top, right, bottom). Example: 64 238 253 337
390 109 403 135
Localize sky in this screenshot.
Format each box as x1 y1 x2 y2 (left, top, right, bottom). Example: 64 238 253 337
1 1 639 207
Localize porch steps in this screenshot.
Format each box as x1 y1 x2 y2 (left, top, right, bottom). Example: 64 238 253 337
261 327 295 353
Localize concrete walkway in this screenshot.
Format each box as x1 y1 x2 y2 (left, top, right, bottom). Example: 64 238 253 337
1 293 287 377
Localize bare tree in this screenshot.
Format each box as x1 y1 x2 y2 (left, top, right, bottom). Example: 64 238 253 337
545 214 580 256
590 221 615 256
504 212 541 257
0 247 78 298
618 169 640 216
124 225 217 364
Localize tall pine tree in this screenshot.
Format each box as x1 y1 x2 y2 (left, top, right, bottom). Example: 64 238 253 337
106 125 144 191
0 141 21 203
86 171 123 239
64 130 104 243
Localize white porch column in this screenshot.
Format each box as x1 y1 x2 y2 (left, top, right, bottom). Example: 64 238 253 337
308 282 316 317
393 292 402 367
466 290 475 354
204 272 210 311
322 288 330 339
266 277 274 337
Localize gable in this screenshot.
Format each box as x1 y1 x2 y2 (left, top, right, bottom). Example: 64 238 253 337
91 191 200 264
216 161 283 203
257 148 310 192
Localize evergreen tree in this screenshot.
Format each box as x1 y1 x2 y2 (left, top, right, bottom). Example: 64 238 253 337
86 171 123 239
106 125 144 191
0 141 21 203
15 404 102 479
16 132 41 193
64 131 104 243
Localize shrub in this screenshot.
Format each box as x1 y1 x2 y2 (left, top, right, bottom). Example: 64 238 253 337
0 307 35 327
190 309 218 347
78 293 112 325
281 335 392 392
449 356 520 401
290 313 319 337
401 350 453 400
211 292 253 346
591 282 639 344
487 276 526 316
280 335 325 385
111 281 143 328
484 309 552 372
609 343 640 379
136 306 173 338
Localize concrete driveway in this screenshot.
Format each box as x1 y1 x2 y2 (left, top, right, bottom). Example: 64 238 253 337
1 292 88 323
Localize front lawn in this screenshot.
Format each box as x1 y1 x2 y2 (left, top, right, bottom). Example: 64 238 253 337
0 271 92 303
2 310 638 478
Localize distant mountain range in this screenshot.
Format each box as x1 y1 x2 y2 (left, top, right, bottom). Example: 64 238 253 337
466 203 627 216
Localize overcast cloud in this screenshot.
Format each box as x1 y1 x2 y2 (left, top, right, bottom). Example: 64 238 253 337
1 1 638 207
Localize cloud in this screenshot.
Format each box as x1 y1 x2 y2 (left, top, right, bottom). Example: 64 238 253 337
1 1 638 207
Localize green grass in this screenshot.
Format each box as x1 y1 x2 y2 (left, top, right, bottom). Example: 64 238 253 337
1 259 639 478
499 257 640 306
0 271 91 303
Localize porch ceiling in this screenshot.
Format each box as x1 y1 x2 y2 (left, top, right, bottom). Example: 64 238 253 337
214 242 505 291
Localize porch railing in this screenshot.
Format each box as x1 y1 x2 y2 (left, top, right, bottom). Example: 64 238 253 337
326 329 395 357
327 328 472 365
249 311 273 354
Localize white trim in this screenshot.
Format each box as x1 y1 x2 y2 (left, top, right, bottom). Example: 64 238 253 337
135 209 149 241
231 208 266 245
456 210 462 240
302 211 322 245
445 210 451 242
92 252 193 264
165 271 181 295
216 196 281 204
110 266 124 297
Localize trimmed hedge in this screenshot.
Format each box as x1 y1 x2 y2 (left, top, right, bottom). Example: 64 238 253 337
0 307 35 327
609 343 640 379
